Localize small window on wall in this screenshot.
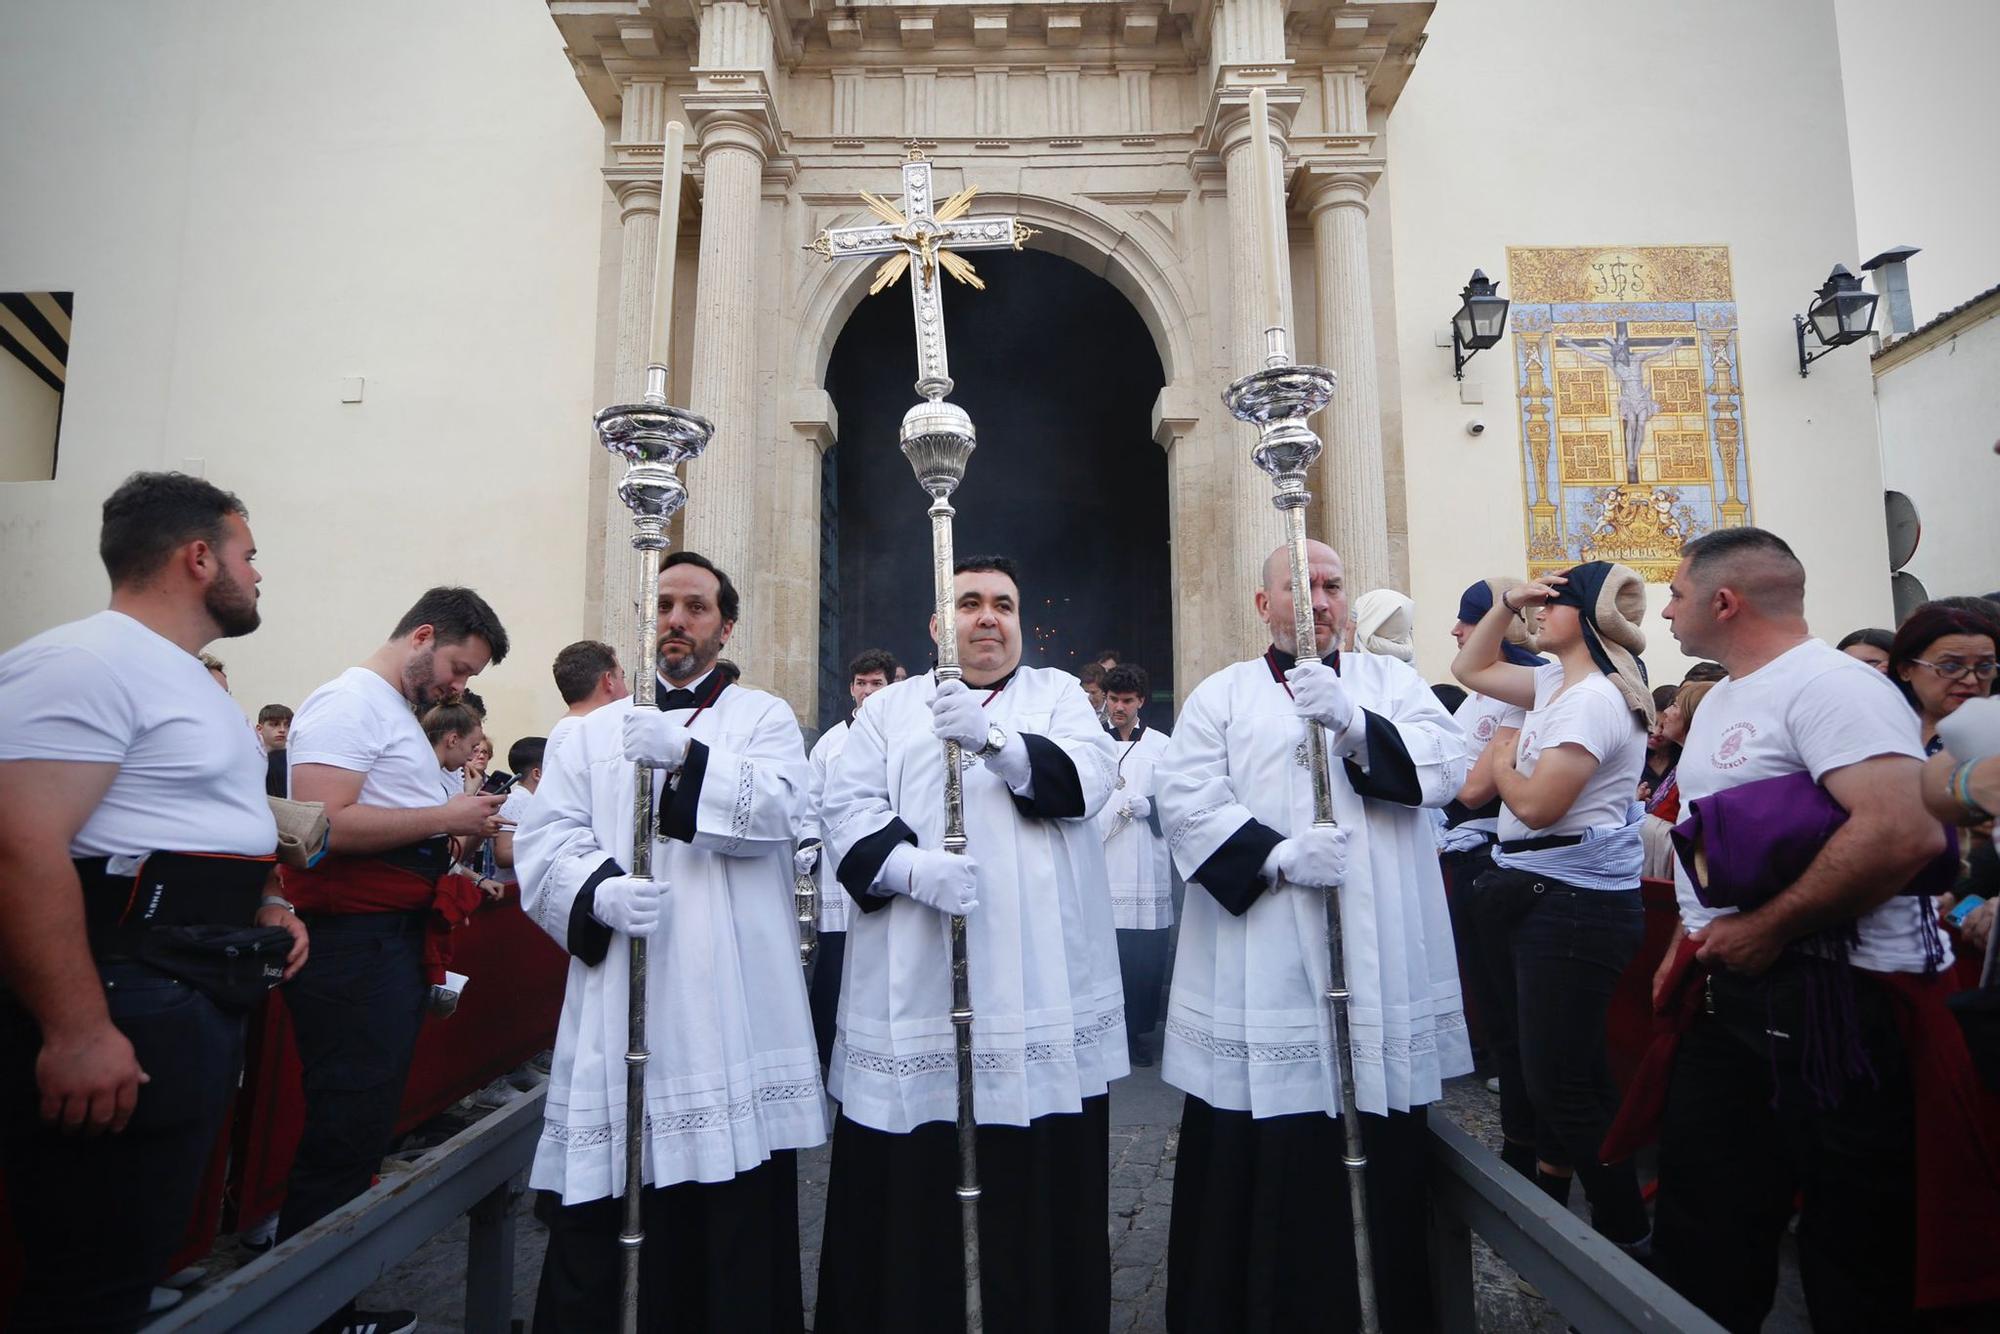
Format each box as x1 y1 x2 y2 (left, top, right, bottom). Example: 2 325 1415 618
0 291 70 482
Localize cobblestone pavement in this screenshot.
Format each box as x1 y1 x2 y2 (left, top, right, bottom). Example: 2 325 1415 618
350 1058 1805 1331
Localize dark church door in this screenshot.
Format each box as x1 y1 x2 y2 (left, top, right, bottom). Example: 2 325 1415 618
820 248 1171 732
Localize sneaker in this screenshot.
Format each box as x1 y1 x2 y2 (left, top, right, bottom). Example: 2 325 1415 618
324 1310 417 1334
1485 1076 1501 1094
472 1077 518 1109
504 1061 545 1091
238 1210 278 1253
161 1265 206 1289
148 1287 185 1314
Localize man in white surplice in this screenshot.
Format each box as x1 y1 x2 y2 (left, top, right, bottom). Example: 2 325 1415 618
1155 539 1470 1334
515 551 823 1334
813 556 1126 1334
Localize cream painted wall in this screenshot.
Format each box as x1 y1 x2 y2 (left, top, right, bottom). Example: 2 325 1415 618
0 353 59 481
1836 0 2000 328
1386 0 1892 686
0 1 604 750
1874 305 2000 601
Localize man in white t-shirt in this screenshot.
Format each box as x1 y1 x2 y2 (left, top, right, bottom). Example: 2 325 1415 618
278 587 510 1334
0 471 304 1332
794 647 897 1069
1650 526 1963 1330
492 735 546 887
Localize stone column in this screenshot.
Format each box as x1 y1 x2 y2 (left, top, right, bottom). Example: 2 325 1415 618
1302 166 1393 597
596 80 669 645
1218 99 1292 642
680 113 767 666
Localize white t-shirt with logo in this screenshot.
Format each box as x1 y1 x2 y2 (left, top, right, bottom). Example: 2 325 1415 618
1497 662 1647 843
289 666 443 810
0 610 278 859
1673 637 1944 974
493 783 537 885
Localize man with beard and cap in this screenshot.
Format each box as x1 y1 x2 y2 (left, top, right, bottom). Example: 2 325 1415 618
0 472 306 1333
1154 539 1468 1334
515 550 823 1333
814 556 1125 1334
1452 561 1655 1251
1440 579 1543 1140
280 586 509 1334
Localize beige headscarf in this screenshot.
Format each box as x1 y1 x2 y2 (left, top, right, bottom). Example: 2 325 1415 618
1353 589 1416 663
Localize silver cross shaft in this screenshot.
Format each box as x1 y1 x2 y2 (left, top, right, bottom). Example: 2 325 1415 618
814 154 1031 401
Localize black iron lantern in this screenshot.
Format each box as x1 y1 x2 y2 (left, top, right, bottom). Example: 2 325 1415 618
1795 264 1878 376
1451 269 1509 379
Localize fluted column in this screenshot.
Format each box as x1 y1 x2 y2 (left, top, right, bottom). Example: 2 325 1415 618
597 81 669 645
1304 168 1392 596
1219 103 1292 641
680 114 766 664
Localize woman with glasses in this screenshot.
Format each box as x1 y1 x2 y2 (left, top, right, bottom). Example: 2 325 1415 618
1888 605 2000 754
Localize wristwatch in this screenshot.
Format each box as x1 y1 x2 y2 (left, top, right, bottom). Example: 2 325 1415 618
974 724 1008 760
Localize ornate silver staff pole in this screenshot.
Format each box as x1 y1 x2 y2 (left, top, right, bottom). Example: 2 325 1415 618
1222 85 1379 1334
811 147 1032 1334
592 367 711 1334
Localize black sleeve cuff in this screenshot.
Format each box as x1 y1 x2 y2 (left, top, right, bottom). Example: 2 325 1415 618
658 739 711 843
1342 709 1424 806
1190 817 1287 916
1006 733 1087 820
567 857 624 966
839 817 919 913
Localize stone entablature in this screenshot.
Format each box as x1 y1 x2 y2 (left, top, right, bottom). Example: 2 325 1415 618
551 0 1431 722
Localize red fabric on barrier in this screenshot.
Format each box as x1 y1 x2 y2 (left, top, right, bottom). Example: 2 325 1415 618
229 890 567 1226
1605 877 1683 1091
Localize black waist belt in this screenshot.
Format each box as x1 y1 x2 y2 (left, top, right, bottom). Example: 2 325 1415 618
1496 832 1587 854
376 836 452 881
75 851 274 954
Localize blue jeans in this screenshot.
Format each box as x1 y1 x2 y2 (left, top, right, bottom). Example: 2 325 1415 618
1470 867 1648 1242
1 962 244 1332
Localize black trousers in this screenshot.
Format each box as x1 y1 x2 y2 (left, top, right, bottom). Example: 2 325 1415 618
277 911 429 1243
1652 959 1920 1334
1470 868 1648 1241
1165 1096 1432 1334
817 1099 1111 1334
1117 926 1170 1042
1 962 244 1333
532 1152 804 1334
806 930 845 1071
1439 843 1500 1064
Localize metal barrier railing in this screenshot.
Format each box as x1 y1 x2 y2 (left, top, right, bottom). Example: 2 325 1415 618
145 1087 1726 1333
146 1088 544 1334
1428 1114 1726 1333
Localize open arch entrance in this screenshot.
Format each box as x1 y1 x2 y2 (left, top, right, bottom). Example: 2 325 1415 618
818 247 1170 730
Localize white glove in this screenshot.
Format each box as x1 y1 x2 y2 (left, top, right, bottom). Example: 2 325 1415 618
1263 826 1350 889
591 874 666 937
1938 696 2000 763
622 711 692 770
1121 794 1153 821
930 678 988 750
793 843 820 876
1286 662 1355 736
882 843 981 916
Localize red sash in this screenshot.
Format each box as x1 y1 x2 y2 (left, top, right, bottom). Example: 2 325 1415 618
279 857 487 984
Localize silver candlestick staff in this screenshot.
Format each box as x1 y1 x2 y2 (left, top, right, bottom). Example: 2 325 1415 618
813 147 1031 1334
1223 325 1380 1334
592 360 713 1334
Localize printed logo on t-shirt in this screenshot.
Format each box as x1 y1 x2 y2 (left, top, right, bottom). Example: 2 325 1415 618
1473 713 1499 742
1713 720 1758 769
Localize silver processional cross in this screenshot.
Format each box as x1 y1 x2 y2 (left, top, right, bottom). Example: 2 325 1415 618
810 147 1035 400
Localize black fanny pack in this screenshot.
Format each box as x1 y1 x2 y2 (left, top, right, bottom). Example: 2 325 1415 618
78 851 290 1010
376 835 452 882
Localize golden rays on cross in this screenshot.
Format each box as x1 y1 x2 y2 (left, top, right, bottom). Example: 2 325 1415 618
853 185 993 295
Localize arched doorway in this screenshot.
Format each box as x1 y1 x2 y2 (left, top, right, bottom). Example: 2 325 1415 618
819 247 1170 731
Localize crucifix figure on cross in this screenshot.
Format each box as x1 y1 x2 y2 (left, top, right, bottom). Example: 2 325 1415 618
811 146 1036 400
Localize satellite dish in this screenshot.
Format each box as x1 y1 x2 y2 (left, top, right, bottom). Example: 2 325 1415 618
1892 570 1930 625
1885 490 1921 571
